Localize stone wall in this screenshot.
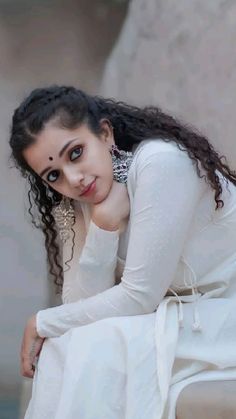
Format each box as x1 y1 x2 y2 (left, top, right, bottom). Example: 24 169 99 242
3 0 236 410
0 0 127 403
101 0 236 166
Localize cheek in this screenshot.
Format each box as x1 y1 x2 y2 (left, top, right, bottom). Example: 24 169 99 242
102 163 113 190
46 181 65 197
47 185 63 198
103 154 113 179
104 166 114 194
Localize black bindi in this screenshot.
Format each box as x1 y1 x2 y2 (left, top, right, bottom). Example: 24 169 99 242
49 156 53 161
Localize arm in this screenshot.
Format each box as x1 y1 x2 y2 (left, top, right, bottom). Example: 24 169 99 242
62 203 119 303
37 147 207 338
21 206 120 378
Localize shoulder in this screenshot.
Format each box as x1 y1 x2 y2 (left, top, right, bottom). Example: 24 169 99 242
132 138 180 156
127 138 208 201
131 138 194 174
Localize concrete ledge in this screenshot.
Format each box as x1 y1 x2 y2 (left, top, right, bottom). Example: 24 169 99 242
20 378 236 418
176 380 236 419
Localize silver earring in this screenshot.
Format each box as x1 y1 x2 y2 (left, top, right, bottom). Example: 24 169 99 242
52 196 75 243
109 144 133 184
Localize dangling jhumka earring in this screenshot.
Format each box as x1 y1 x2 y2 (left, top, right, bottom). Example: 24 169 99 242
53 145 133 242
53 196 75 243
109 144 133 184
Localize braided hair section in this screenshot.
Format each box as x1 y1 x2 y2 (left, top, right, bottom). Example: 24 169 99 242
9 85 236 292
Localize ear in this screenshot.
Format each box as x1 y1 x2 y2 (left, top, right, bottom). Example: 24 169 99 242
99 118 115 146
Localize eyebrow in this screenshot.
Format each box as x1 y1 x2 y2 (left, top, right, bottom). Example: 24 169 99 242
58 138 78 157
39 138 79 177
40 166 52 178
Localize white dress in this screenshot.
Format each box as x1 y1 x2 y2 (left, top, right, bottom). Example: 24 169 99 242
25 139 236 419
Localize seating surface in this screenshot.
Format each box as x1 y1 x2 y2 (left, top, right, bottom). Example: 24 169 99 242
176 380 236 419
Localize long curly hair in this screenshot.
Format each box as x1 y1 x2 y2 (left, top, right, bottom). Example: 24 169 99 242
9 85 236 293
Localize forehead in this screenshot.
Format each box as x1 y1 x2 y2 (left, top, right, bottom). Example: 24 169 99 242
35 124 84 150
23 123 94 172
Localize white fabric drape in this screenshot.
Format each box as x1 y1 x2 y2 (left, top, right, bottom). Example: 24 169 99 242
25 139 236 418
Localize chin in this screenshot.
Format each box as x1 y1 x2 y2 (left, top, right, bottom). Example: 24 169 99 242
93 195 106 204
94 189 109 204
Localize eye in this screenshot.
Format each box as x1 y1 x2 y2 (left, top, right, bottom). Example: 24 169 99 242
47 170 59 183
70 146 83 161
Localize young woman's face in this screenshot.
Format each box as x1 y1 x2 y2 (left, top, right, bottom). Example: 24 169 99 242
23 120 115 204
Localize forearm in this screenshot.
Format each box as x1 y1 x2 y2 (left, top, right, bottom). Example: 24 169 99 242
37 282 154 338
62 220 120 303
91 215 120 232
38 144 206 339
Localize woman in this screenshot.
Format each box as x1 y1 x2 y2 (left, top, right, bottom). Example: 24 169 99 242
10 85 236 418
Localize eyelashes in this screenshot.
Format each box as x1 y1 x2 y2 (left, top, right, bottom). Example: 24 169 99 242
46 146 83 183
70 146 83 161
47 170 59 183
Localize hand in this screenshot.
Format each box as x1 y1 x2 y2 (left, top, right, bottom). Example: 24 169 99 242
91 180 130 232
20 315 45 378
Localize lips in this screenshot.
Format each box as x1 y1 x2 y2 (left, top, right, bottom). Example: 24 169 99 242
80 179 96 196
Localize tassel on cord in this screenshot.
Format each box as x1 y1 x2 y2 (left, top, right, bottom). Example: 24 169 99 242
181 256 202 332
168 257 203 332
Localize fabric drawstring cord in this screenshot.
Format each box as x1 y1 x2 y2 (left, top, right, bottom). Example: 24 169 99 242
182 256 202 331
168 256 202 332
168 288 184 328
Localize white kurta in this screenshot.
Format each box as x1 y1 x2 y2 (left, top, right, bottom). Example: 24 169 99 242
25 139 236 419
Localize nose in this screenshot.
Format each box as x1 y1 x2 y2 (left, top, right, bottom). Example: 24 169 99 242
64 167 84 188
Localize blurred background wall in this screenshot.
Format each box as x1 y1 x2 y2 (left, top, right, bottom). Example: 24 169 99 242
0 1 127 417
1 0 236 418
101 0 236 166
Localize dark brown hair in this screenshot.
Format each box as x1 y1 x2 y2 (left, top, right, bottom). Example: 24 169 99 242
9 85 236 292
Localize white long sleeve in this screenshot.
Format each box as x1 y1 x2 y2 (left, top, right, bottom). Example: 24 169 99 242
62 202 119 303
36 142 207 338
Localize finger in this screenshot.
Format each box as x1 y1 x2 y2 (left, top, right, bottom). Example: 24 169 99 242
21 358 35 378
20 338 43 375
21 347 37 378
